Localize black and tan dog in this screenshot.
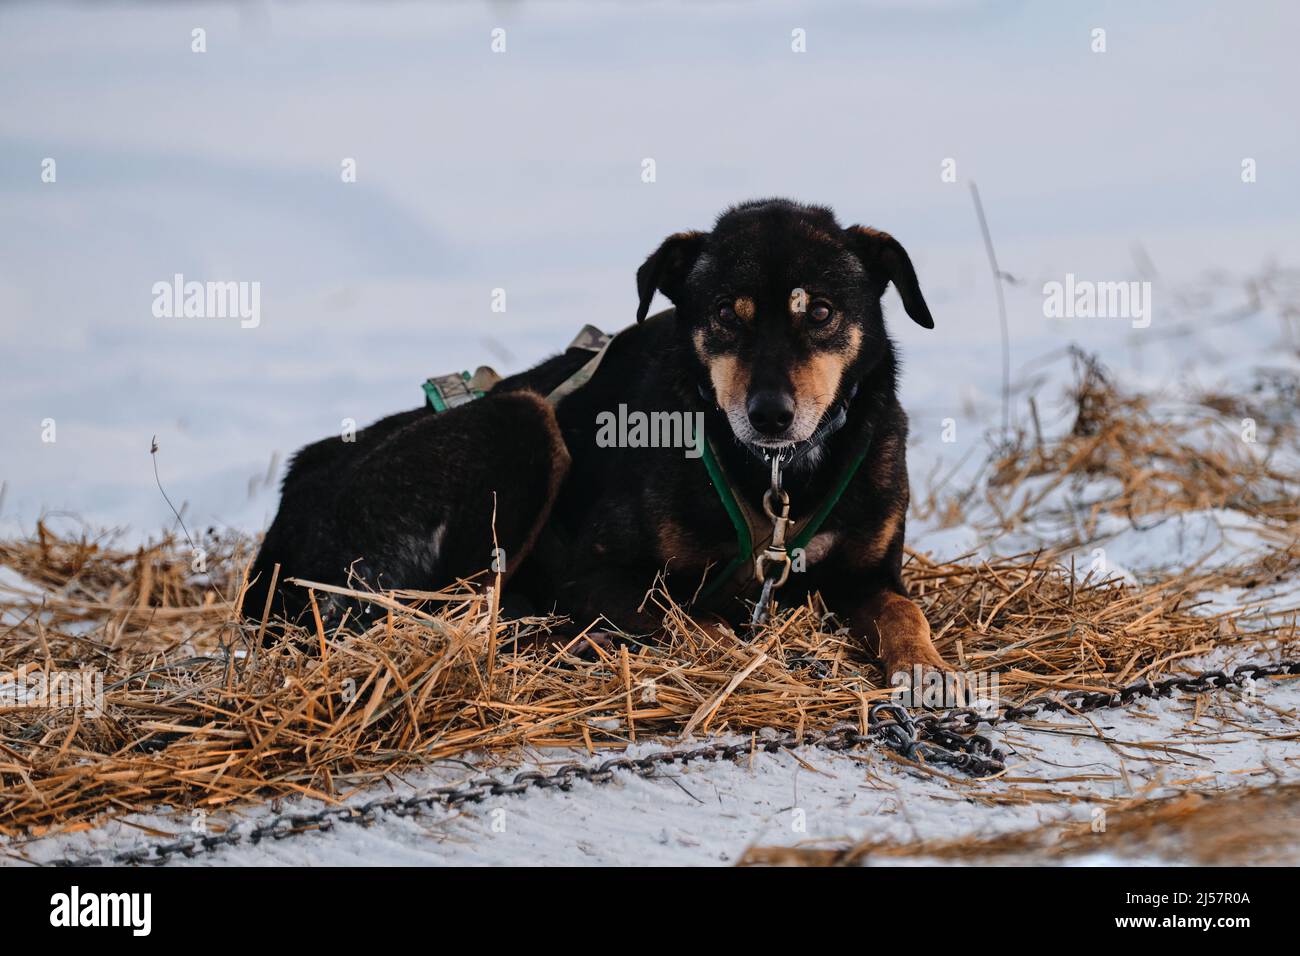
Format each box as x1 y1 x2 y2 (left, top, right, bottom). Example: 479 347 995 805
245 199 950 684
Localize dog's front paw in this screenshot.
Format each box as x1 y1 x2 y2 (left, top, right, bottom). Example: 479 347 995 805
884 646 963 708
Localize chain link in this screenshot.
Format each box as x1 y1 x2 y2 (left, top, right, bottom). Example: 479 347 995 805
927 659 1300 735
751 451 793 627
45 658 1298 867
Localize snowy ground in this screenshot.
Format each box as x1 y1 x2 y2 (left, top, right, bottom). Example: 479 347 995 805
6 288 1299 865
8 640 1299 867
2 2 1299 865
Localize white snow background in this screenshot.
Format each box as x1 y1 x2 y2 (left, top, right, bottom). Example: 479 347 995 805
2 0 1299 865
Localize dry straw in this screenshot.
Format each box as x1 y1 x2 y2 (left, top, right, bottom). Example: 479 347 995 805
1 355 1296 839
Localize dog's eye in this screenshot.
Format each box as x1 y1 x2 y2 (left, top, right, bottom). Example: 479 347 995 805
808 301 834 324
717 302 737 322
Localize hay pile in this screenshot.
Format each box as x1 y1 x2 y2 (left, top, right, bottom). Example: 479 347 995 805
919 349 1300 543
1 357 1297 838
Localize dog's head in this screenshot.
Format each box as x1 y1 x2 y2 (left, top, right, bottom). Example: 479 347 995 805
636 198 933 450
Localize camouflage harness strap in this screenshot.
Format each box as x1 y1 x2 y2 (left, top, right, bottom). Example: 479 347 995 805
422 367 501 412
422 324 614 412
543 324 616 405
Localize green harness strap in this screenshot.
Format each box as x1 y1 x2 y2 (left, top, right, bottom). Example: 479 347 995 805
423 322 867 608
695 432 868 604
697 437 754 598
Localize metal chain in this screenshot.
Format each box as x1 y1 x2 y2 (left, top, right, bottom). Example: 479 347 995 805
48 700 1001 867
751 451 793 627
45 658 1299 867
921 659 1300 736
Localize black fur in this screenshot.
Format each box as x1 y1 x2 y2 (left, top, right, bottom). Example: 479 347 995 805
244 386 571 632
248 199 938 666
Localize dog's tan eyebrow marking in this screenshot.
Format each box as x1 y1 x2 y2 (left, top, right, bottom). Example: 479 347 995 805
789 288 808 317
734 296 755 321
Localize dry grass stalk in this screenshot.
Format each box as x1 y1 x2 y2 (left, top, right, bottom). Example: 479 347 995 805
1 523 1293 837
1 365 1297 838
917 349 1300 542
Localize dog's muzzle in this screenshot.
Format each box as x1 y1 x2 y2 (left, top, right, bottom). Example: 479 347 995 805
745 389 796 439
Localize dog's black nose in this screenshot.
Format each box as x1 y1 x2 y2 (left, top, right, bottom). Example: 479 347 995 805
746 390 795 436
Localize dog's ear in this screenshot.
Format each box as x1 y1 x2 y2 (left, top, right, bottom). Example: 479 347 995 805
844 226 934 329
636 231 706 322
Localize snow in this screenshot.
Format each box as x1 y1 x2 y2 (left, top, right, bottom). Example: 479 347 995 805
2 1 1299 866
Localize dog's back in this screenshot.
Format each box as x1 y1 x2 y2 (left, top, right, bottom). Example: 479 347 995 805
243 348 593 635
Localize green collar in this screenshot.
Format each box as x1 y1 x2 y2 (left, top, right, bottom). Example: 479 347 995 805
696 428 869 604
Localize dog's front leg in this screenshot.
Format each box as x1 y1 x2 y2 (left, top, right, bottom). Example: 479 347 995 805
848 588 952 693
